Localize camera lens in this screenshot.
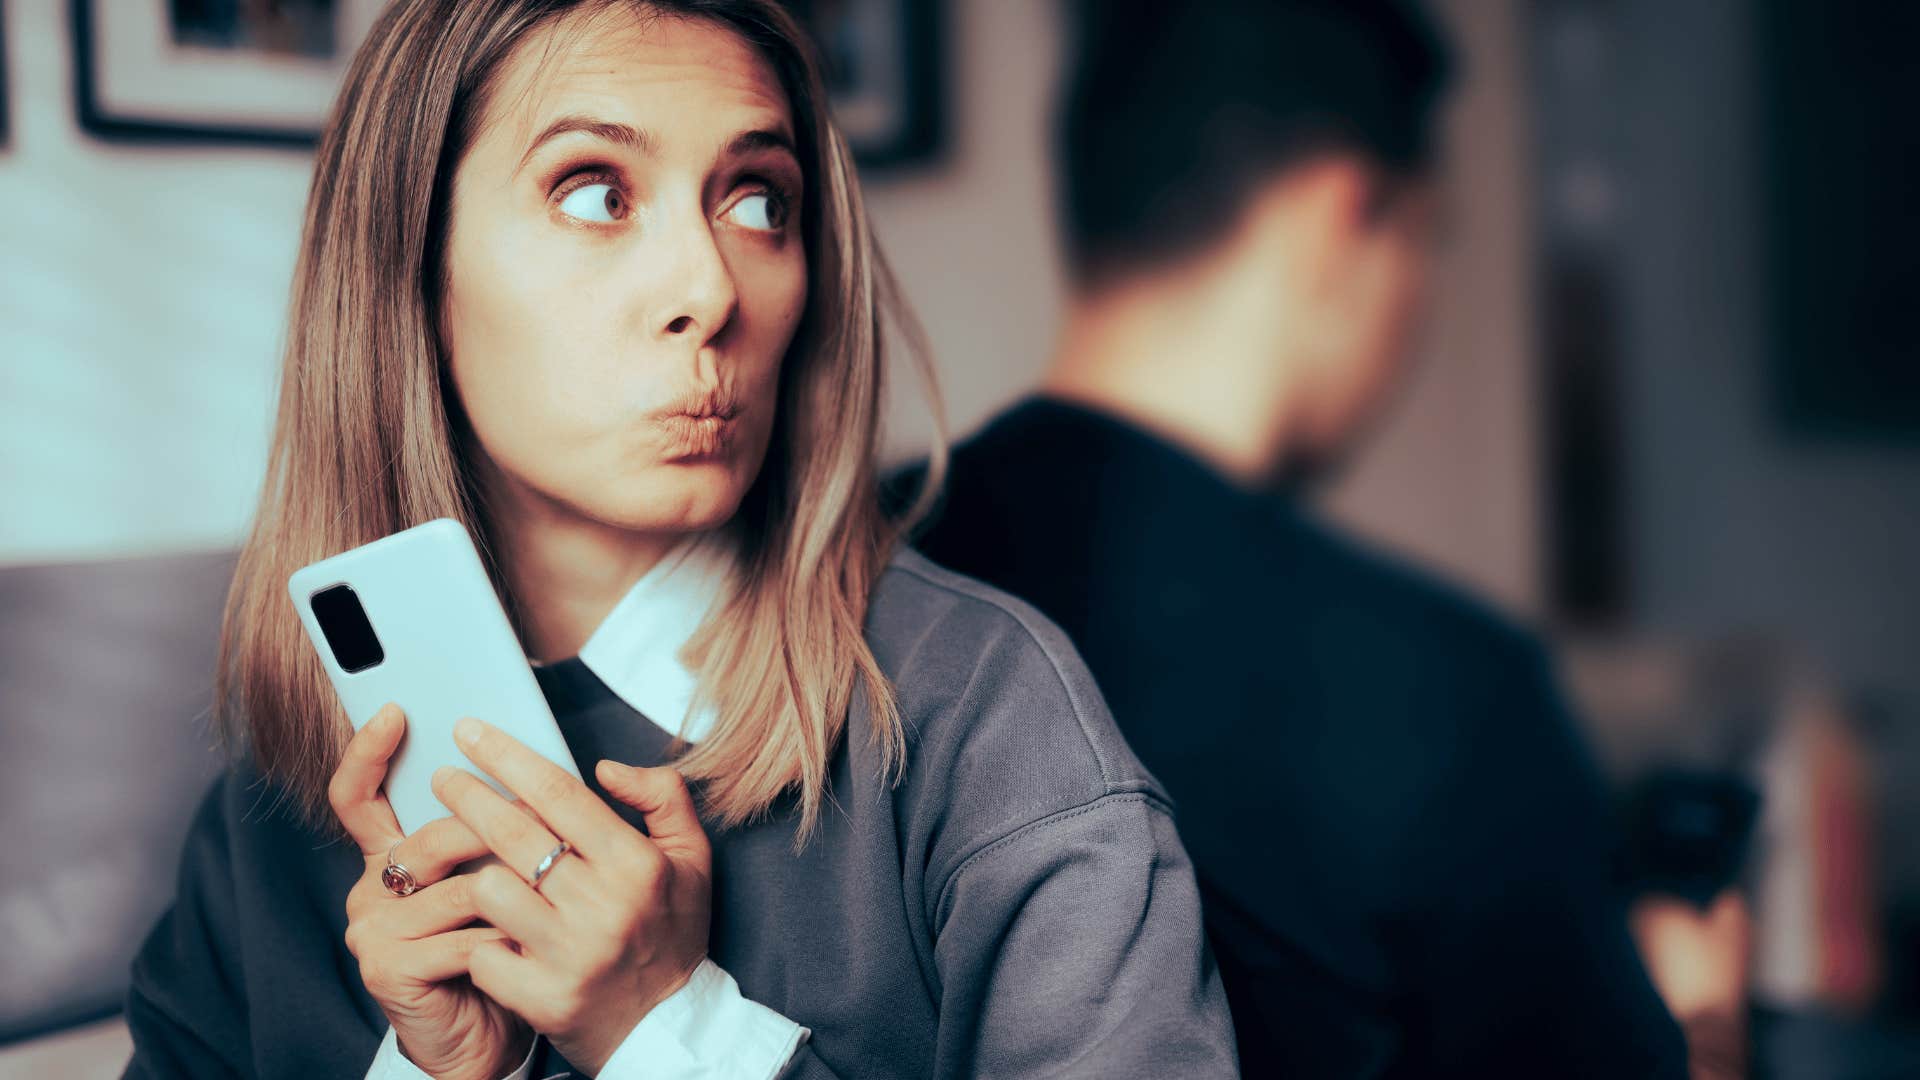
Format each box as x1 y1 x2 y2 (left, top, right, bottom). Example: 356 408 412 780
310 584 385 673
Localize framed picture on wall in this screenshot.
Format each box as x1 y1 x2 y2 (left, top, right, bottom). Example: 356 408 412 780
1758 0 1920 441
786 0 946 167
72 0 386 146
2 0 11 152
72 0 944 166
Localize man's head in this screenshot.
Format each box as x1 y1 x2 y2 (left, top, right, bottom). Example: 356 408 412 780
1054 0 1454 483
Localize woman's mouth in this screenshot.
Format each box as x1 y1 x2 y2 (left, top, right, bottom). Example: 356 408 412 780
650 390 740 460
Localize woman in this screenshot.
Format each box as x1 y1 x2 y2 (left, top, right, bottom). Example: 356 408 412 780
124 1 1238 1077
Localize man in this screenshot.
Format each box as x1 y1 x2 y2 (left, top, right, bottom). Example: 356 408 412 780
907 2 1697 1075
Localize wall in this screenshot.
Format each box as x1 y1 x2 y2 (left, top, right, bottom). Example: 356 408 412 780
1615 0 1920 711
1323 0 1539 615
0 0 305 563
1 0 1542 625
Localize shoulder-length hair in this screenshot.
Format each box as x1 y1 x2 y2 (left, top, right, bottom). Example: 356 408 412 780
217 0 944 843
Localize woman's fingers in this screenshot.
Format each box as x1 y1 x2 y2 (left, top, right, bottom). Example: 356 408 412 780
452 717 629 860
373 870 496 941
595 761 710 865
467 937 563 1030
350 861 544 950
328 703 408 857
359 927 513 998
389 815 493 888
431 765 570 902
396 927 515 985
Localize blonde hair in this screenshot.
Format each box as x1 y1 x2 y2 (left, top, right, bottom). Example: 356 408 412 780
217 0 945 843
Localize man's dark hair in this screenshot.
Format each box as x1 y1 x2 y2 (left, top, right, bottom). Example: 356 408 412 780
1056 0 1454 287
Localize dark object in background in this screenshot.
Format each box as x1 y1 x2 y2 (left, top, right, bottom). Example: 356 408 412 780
2 0 10 152
783 0 946 167
1528 0 1631 624
1759 0 1920 440
168 0 338 59
1618 769 1762 908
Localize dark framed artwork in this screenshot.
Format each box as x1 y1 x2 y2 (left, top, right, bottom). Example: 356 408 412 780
1757 0 1920 441
788 0 946 167
71 0 384 146
70 0 945 167
2 0 10 152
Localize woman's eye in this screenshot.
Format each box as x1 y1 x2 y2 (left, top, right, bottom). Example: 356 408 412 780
725 192 786 232
557 182 626 223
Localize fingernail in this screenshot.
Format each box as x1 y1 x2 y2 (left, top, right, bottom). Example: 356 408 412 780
432 765 456 787
454 717 481 746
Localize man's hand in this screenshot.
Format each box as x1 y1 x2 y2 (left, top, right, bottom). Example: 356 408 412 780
1631 890 1751 1079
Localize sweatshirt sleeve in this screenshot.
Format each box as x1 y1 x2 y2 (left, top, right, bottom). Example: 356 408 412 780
921 791 1239 1080
122 776 253 1080
764 792 1238 1080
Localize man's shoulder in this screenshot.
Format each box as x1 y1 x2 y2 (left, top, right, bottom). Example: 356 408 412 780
1282 510 1545 679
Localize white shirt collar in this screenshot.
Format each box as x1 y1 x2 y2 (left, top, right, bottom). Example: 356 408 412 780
573 530 736 744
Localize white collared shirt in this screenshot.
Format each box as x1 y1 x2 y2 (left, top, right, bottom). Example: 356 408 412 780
366 531 808 1080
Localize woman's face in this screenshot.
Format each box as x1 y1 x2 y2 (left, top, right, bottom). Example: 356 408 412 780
441 8 806 537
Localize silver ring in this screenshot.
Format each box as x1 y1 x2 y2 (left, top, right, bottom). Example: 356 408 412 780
381 840 420 897
528 841 572 892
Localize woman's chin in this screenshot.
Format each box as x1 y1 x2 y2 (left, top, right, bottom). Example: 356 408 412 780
588 475 747 538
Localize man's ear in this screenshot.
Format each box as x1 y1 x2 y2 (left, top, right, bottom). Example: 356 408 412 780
1245 155 1384 294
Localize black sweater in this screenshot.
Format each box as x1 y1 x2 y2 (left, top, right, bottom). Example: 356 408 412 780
911 398 1690 1079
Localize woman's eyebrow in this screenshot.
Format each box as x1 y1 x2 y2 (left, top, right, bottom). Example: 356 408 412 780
516 114 658 174
726 128 797 160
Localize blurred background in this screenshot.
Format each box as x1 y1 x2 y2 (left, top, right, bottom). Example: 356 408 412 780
0 0 1913 1075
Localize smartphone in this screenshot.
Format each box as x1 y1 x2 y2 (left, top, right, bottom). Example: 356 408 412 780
288 518 580 836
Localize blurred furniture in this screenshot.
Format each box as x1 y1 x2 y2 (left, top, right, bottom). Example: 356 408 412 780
1561 632 1920 1078
0 552 234 1053
0 1014 131 1079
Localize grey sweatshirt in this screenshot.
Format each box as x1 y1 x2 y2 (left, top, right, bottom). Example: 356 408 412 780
123 550 1240 1078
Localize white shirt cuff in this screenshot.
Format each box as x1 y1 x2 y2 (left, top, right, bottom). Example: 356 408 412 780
367 1024 538 1080
596 958 809 1080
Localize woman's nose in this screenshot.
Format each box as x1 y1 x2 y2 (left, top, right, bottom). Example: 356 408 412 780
655 217 739 347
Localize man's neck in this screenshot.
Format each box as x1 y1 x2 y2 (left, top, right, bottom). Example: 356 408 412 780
1041 269 1305 489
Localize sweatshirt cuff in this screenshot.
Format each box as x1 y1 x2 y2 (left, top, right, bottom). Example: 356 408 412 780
596 958 808 1080
368 1024 538 1080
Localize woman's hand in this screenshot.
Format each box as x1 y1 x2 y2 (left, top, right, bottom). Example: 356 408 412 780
332 704 535 1080
429 715 714 1076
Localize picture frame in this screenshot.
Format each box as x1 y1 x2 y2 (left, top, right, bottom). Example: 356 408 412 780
790 0 946 168
70 0 945 167
71 0 385 147
1 0 11 152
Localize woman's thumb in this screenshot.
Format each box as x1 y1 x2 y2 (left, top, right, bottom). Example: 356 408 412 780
596 760 706 854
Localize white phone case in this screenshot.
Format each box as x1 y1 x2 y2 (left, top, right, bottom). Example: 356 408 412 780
288 518 580 836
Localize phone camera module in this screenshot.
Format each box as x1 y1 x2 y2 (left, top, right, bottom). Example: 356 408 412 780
310 584 386 673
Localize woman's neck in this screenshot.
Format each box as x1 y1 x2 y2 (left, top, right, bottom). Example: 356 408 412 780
480 475 683 664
